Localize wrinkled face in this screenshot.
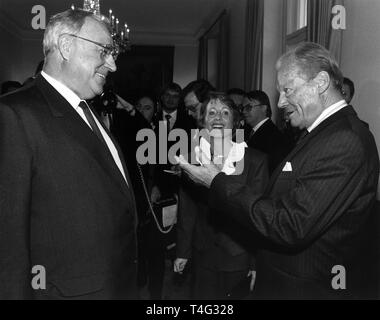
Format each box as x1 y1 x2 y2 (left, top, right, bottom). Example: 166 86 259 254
161 89 180 112
242 97 266 128
136 97 155 123
65 18 117 100
205 99 234 138
184 91 201 121
277 63 323 129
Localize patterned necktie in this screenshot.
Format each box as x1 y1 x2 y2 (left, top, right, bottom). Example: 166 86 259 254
78 101 108 149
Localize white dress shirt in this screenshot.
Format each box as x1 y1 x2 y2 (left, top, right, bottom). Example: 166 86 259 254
41 71 128 185
307 100 348 132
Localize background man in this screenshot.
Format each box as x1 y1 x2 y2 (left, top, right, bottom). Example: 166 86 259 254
177 42 379 299
182 79 215 125
242 90 293 173
0 9 138 299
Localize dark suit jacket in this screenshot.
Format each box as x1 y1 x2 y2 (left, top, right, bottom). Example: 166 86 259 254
246 119 293 174
153 110 195 197
0 75 138 299
177 147 269 272
209 106 379 299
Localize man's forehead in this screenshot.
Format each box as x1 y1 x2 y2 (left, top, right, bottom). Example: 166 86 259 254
80 17 112 43
138 97 154 106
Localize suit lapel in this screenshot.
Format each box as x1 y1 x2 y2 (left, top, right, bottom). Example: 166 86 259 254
35 75 130 197
266 106 355 192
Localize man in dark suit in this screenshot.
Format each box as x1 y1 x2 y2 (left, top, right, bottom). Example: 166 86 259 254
242 90 293 173
0 9 138 299
176 42 379 299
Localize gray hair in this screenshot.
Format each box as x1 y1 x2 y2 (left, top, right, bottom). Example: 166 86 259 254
43 8 111 57
277 42 344 92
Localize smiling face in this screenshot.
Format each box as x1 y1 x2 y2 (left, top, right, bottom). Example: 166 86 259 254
204 98 234 138
277 63 324 130
64 17 117 100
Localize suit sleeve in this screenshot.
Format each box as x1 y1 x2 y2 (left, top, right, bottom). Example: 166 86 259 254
244 151 269 269
0 103 33 299
209 131 370 250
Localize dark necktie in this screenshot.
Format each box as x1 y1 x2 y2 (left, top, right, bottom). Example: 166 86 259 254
78 101 109 149
165 114 172 133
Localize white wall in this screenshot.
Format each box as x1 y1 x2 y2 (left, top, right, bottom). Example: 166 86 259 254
340 0 380 198
173 45 198 88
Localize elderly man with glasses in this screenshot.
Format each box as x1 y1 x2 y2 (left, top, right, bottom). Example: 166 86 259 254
0 8 138 299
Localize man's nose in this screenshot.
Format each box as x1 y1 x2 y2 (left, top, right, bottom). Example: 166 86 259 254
278 92 287 109
105 55 117 72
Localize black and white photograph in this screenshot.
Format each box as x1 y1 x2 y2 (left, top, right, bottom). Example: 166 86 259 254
0 0 379 304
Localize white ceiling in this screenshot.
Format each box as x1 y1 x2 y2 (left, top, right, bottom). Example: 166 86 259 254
0 0 228 45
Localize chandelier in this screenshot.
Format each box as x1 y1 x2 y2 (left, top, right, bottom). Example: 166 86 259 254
72 0 131 53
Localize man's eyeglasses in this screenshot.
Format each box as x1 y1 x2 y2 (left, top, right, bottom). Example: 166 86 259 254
62 33 119 60
242 104 265 111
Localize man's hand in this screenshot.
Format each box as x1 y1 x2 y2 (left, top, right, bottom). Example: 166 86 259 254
174 258 188 274
247 270 257 291
175 150 221 188
150 185 161 203
116 94 135 115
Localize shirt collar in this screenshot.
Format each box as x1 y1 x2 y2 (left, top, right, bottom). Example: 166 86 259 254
307 100 348 132
253 117 270 132
41 71 82 110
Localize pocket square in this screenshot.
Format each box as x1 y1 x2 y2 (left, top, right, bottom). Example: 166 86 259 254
282 162 292 172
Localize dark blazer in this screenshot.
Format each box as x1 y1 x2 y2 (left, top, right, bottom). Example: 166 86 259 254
246 119 293 173
209 106 379 299
153 109 196 197
0 75 138 299
177 147 269 272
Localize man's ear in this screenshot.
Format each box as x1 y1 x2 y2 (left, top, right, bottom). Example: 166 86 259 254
314 71 330 94
58 35 73 61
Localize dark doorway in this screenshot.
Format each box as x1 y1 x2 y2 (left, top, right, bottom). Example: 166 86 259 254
111 45 175 103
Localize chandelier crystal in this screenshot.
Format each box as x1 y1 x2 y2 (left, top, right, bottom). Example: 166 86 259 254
73 0 131 53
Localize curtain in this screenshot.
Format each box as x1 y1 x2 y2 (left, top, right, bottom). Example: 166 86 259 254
244 0 264 91
216 12 228 91
307 0 344 64
197 35 208 80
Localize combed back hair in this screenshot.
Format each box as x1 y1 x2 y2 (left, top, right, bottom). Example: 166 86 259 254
245 90 272 118
161 82 182 96
182 79 215 103
43 8 111 58
277 42 344 93
199 92 241 130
